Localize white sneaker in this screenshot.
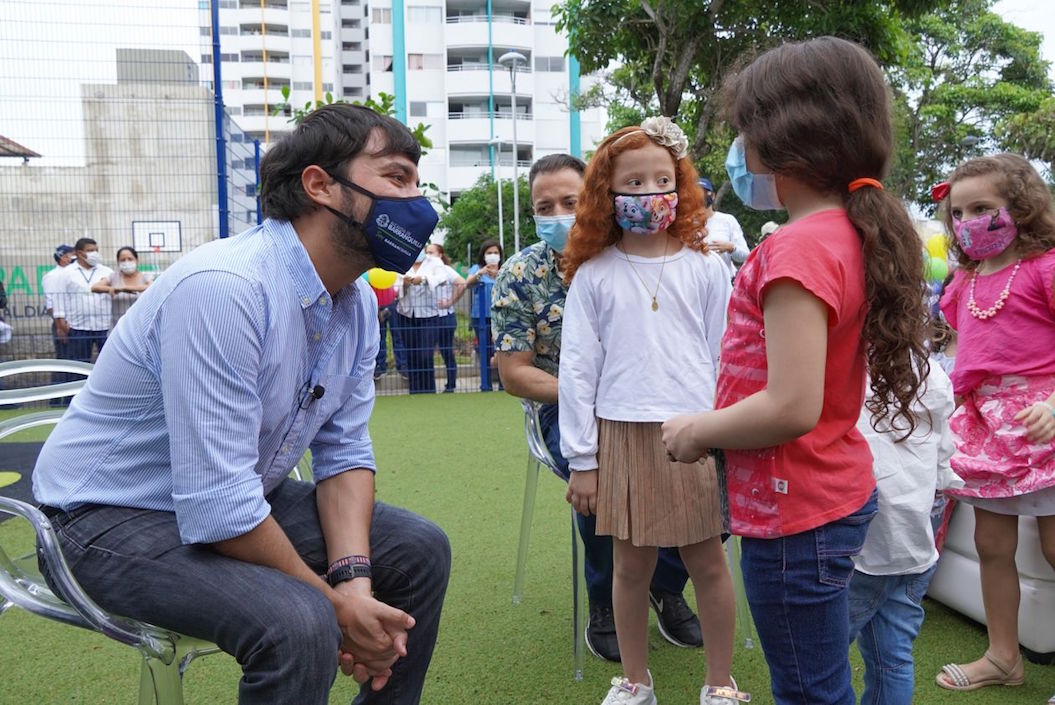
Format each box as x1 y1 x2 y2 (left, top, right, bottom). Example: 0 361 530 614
700 676 751 704
601 673 657 705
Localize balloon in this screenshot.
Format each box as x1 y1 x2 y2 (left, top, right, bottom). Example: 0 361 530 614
925 256 948 283
925 234 948 260
367 268 398 289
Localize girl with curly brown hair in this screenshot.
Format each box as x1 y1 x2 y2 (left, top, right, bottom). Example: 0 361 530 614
934 153 1055 697
559 117 745 705
662 37 929 705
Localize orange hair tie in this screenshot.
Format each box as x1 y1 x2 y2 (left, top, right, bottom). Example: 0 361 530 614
848 178 883 193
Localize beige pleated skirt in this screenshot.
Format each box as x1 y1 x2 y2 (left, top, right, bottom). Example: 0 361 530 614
596 418 724 547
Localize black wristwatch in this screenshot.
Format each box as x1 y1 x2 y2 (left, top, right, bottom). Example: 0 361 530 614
327 563 372 587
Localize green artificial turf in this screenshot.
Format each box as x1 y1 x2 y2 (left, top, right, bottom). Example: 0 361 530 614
1 392 1052 703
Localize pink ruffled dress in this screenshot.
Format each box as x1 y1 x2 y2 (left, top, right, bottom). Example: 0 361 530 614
940 250 1055 515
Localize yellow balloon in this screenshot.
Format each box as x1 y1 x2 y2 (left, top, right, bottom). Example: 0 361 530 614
925 234 947 260
367 268 398 289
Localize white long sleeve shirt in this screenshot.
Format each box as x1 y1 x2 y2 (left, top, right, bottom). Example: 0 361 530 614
703 211 750 278
41 264 71 313
52 262 114 331
558 245 731 471
853 364 962 576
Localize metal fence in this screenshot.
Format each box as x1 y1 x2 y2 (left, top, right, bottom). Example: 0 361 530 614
0 1 495 396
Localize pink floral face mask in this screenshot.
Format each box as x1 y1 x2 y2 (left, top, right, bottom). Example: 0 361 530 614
952 207 1018 260
613 191 678 235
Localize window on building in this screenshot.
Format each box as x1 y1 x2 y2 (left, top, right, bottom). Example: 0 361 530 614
343 86 364 97
407 6 441 23
407 54 441 70
291 28 312 37
371 7 391 23
373 54 393 71
247 209 257 222
220 26 238 35
322 82 333 91
410 101 427 117
342 41 361 50
293 81 313 90
229 106 242 115
342 64 363 73
342 18 361 28
321 30 331 39
245 184 256 197
534 56 565 72
200 27 211 36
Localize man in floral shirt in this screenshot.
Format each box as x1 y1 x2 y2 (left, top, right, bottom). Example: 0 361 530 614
492 154 702 662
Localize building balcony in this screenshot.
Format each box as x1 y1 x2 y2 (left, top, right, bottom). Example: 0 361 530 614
228 6 289 26
445 64 532 96
228 33 289 55
233 87 290 107
444 15 532 50
238 61 292 80
446 113 532 143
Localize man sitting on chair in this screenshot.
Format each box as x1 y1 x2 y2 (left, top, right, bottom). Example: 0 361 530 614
33 104 451 705
492 154 703 662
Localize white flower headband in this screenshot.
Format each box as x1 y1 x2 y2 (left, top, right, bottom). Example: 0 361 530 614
616 116 688 160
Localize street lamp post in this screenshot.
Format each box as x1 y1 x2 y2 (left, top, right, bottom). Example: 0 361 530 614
498 51 527 253
487 137 505 254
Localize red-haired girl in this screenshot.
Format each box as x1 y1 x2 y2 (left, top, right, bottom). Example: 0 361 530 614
559 117 746 705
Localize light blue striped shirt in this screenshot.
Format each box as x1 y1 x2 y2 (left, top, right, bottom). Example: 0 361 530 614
33 219 379 544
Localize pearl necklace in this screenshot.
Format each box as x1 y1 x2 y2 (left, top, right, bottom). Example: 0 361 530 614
967 259 1021 320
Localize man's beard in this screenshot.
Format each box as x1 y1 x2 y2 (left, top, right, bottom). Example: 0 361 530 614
330 196 374 262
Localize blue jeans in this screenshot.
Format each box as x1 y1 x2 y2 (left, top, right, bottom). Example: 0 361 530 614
376 302 406 374
847 565 937 705
537 403 689 605
400 313 438 394
41 479 450 705
435 313 457 391
741 491 878 705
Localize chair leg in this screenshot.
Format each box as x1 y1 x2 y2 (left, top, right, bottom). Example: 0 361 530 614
138 653 185 705
512 456 542 605
571 509 586 682
725 535 757 650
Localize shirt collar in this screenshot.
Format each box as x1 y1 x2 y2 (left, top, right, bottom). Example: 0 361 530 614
267 218 330 310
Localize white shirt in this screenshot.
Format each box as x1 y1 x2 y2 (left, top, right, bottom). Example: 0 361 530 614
397 256 460 318
703 211 750 278
853 364 962 576
559 245 731 471
41 264 71 313
52 262 114 331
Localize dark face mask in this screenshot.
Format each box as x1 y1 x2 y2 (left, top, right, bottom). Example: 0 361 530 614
325 173 439 273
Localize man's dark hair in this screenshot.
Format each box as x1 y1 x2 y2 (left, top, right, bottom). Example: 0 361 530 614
260 103 422 221
528 153 586 191
74 237 97 251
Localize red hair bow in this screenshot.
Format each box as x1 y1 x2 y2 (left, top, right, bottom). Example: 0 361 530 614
931 181 950 203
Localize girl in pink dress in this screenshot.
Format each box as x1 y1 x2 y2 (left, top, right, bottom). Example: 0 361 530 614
935 153 1055 696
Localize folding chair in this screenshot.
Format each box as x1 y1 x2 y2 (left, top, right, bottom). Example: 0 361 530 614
512 399 587 681
0 359 220 705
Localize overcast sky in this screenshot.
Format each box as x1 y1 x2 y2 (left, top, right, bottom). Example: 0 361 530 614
1 0 1052 167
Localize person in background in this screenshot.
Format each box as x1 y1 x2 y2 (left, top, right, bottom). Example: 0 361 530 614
455 239 502 390
849 363 960 705
759 221 779 242
425 243 465 393
698 177 750 280
92 246 154 328
52 237 112 363
372 280 406 381
493 153 703 665
41 243 76 397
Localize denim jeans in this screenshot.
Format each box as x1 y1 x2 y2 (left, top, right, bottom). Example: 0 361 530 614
537 403 689 604
741 491 878 705
435 313 457 391
847 565 937 705
41 479 451 705
400 313 438 394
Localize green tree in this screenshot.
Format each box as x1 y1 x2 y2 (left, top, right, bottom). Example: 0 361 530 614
886 0 1052 211
999 97 1055 178
438 173 533 266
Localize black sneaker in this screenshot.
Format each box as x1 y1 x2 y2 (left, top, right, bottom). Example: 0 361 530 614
585 603 621 662
649 588 703 648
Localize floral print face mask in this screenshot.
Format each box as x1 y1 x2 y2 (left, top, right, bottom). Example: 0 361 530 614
612 191 679 235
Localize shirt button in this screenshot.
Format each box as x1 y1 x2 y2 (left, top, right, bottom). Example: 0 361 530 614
281 444 290 453
319 296 327 305
313 332 321 341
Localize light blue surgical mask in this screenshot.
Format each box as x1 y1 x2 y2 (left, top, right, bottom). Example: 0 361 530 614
534 214 576 253
725 137 783 211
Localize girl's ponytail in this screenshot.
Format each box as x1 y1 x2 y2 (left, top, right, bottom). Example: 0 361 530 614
846 184 929 437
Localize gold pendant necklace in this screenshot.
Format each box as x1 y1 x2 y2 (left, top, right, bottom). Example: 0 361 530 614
620 238 669 312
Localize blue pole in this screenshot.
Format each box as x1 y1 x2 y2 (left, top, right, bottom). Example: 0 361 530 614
392 0 407 123
211 0 230 238
568 54 582 159
475 284 492 391
254 138 262 225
